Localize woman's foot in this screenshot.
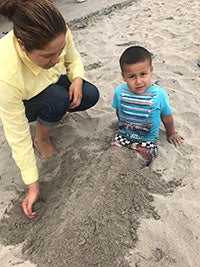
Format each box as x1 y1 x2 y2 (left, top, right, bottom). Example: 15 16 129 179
34 139 57 158
34 121 57 158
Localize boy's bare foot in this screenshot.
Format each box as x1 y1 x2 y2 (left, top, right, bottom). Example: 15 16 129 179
34 140 57 158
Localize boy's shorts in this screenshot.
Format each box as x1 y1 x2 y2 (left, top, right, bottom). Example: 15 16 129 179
111 133 158 166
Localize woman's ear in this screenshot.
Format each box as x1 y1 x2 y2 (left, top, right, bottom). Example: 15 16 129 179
17 38 26 52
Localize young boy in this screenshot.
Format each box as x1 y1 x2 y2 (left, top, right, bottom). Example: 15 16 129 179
111 46 183 166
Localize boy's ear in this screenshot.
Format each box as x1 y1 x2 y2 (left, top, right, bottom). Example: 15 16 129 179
17 38 26 52
121 72 126 81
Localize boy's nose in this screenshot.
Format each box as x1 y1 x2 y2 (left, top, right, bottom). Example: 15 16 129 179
136 76 142 84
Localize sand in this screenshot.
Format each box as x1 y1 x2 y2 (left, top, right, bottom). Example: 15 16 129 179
0 0 200 266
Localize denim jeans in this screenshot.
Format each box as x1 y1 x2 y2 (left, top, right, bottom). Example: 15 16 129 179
23 75 99 126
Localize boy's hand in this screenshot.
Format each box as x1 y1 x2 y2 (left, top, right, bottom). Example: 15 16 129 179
109 121 118 131
167 133 184 147
22 181 40 219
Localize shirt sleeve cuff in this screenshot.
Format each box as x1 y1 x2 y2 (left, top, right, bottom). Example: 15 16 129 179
21 167 39 185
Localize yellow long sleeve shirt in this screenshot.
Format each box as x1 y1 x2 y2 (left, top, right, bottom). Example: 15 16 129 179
0 28 85 185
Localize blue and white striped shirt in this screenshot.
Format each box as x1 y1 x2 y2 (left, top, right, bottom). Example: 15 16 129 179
112 84 172 142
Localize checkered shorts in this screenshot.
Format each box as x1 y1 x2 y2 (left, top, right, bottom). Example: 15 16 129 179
111 133 158 166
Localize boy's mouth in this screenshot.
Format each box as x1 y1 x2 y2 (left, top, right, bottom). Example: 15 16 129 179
136 85 144 90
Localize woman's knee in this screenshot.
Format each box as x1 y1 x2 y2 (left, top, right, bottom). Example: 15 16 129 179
88 83 99 106
41 86 70 121
78 82 99 111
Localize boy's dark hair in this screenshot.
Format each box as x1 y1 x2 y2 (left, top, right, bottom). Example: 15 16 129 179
119 46 152 71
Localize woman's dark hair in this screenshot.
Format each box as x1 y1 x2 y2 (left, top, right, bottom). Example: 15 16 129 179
0 0 67 52
119 46 152 71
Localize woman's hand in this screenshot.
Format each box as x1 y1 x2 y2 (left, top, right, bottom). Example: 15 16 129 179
22 181 40 219
68 77 83 109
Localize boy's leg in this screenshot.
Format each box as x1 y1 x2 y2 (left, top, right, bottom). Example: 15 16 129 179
111 133 158 166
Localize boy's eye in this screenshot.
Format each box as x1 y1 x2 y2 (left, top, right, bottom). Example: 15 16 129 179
129 75 136 79
141 72 147 76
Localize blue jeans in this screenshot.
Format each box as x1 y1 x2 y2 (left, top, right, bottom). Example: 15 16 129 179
23 75 99 126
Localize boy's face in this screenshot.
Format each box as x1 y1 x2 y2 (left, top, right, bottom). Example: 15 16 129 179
121 60 153 94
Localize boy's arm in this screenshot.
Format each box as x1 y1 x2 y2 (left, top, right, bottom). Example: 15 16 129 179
116 109 119 119
161 114 183 147
110 109 119 130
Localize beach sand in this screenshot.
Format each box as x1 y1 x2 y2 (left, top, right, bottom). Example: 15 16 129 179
0 0 200 266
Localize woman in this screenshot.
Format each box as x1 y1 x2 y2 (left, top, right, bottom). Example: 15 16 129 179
0 0 99 218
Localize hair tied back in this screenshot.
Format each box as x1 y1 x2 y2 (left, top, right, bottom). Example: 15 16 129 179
0 0 21 21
